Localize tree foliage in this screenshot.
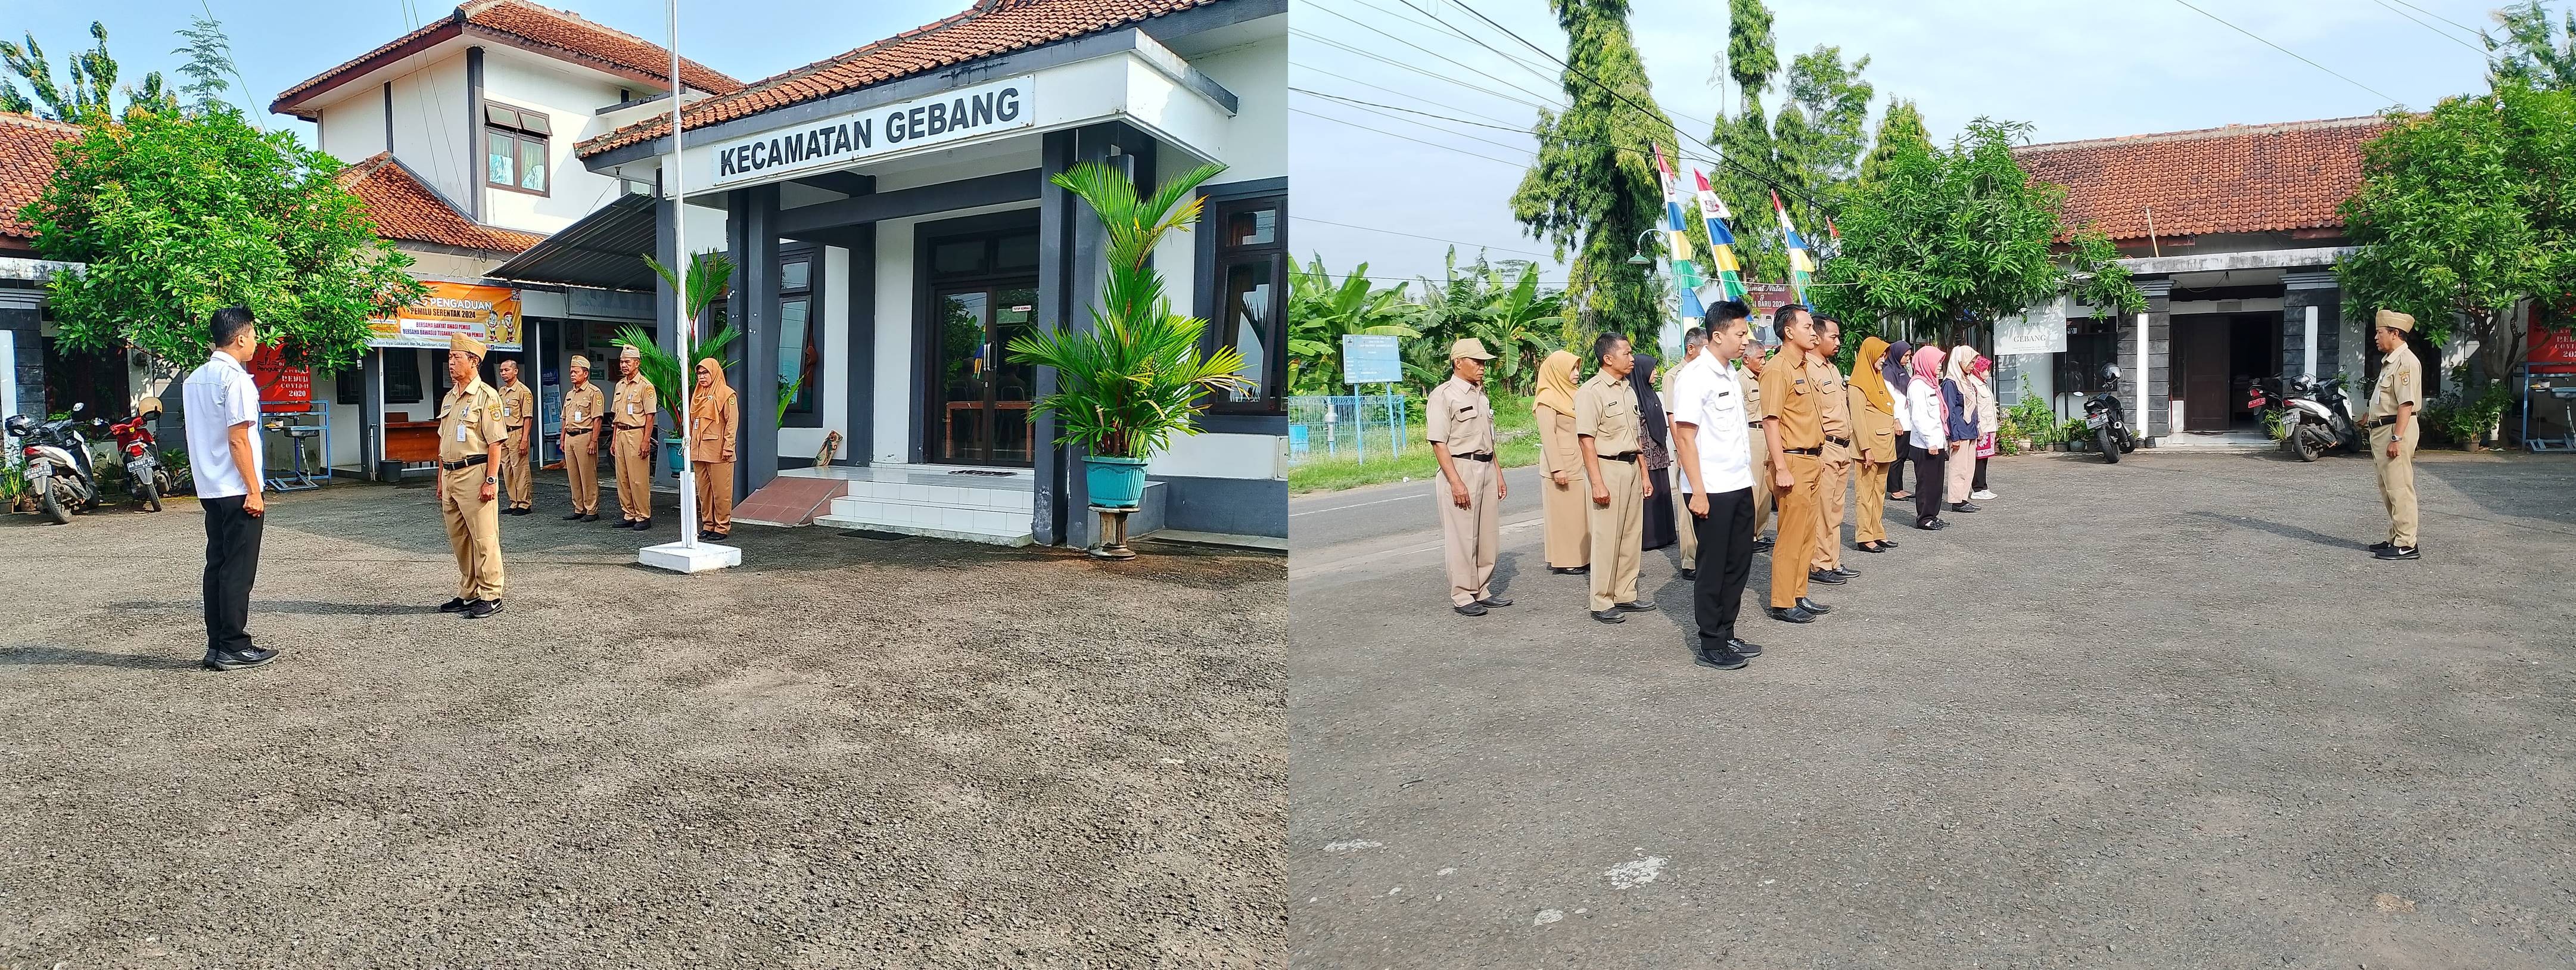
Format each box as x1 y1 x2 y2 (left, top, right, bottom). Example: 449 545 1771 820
0 22 171 122
1409 250 1566 394
171 15 242 116
1511 0 1676 346
1707 0 1874 279
1287 256 1419 394
2336 82 2576 387
2488 1 2576 91
21 109 425 372
1813 118 2139 348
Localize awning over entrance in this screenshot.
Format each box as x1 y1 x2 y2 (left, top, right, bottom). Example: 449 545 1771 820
486 194 658 291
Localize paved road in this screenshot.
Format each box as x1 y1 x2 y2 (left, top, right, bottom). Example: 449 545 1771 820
1290 465 1544 556
1291 449 2576 968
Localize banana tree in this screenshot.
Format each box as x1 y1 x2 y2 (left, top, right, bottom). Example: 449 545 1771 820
1287 254 1419 394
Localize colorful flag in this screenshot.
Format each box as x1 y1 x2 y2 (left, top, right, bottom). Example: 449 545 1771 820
1772 189 1815 307
1649 145 1706 322
1691 169 1748 304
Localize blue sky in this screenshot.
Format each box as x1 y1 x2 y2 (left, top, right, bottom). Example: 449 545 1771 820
1291 0 2522 285
5 0 975 141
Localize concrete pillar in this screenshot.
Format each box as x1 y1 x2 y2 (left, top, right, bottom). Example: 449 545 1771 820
2134 278 2173 440
1032 125 1144 548
735 184 783 496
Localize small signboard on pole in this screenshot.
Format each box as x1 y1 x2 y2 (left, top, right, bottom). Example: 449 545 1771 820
1995 302 2070 357
1341 334 1401 384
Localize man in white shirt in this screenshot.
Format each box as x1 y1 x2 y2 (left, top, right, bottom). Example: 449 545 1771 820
1670 300 1760 670
182 307 275 671
1667 326 1707 582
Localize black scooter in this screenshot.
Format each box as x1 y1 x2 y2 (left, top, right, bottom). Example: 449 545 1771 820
2083 364 2138 464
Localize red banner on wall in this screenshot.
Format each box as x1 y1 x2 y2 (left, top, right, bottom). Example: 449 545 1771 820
2531 304 2576 366
248 355 313 411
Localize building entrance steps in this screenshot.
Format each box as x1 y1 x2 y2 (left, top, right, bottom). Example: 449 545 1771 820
792 464 1166 547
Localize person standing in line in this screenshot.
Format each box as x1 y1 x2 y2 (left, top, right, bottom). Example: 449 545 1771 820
1670 301 1759 669
1969 353 2000 502
1736 335 1777 553
494 358 537 515
2365 309 2423 559
1759 306 1833 624
1942 345 1984 514
1631 352 1679 554
1668 327 1707 580
558 355 605 521
184 307 276 671
1576 333 1653 624
611 344 658 530
1429 338 1510 615
1533 349 1590 576
690 357 739 542
1807 316 1859 587
1883 341 1917 502
1847 337 1905 554
436 334 508 618
1905 345 1952 531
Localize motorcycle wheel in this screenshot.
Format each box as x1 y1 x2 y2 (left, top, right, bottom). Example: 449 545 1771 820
39 484 69 524
2292 429 2322 462
136 475 161 512
150 469 173 511
2097 427 2121 464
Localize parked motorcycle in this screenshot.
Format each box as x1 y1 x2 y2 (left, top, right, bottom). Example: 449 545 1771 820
2268 373 2363 462
2084 363 2138 464
6 402 105 524
105 397 173 511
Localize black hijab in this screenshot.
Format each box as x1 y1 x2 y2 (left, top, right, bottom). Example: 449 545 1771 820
1884 340 1915 393
1627 353 1669 444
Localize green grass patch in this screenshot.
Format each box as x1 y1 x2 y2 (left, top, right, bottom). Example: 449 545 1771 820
1289 393 1542 494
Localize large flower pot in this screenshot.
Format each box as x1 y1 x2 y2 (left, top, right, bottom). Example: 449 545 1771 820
662 435 686 478
1084 455 1149 509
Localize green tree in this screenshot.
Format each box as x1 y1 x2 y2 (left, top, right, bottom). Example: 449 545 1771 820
1511 0 1677 348
1706 1 1874 280
1287 256 1420 394
21 110 425 371
171 15 242 116
2336 82 2576 390
1413 251 1565 395
1814 118 2139 349
0 23 171 122
1858 98 1930 189
2488 1 2575 91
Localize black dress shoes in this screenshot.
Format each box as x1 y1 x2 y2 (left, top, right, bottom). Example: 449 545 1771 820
202 645 278 671
1880 538 1899 548
1614 600 1656 612
1950 501 1982 513
1454 602 1488 617
634 518 653 531
2367 540 2394 552
2375 545 2419 560
1477 595 1512 608
1726 638 1763 657
1796 596 1833 614
437 597 469 613
581 513 600 523
465 599 503 619
562 511 585 520
1695 644 1750 669
1766 605 1817 623
1592 609 1628 624
1826 565 1860 578
1915 518 1947 531
1752 537 1775 552
1678 568 1696 580
1807 568 1849 585
1548 565 1590 575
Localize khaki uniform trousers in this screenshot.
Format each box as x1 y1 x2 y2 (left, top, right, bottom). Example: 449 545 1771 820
695 460 735 535
2372 426 2418 547
500 431 533 509
440 466 505 601
1812 442 1853 571
1439 459 1502 607
1586 459 1644 611
1853 460 1891 544
1673 484 1697 567
1770 453 1822 608
613 428 654 521
565 431 600 514
1946 440 1977 503
1748 430 1774 537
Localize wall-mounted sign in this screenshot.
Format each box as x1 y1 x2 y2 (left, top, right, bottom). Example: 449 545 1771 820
708 75 1037 188
2531 304 2576 365
1341 334 1401 384
1995 303 2069 356
369 282 524 350
248 356 313 409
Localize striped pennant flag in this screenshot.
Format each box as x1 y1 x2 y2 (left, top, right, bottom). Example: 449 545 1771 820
1691 169 1749 303
1772 189 1815 307
1650 144 1707 323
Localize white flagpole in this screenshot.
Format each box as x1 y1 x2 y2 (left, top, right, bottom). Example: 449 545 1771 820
669 0 698 550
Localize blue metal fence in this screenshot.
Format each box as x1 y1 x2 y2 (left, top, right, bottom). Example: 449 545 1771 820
1287 394 1409 467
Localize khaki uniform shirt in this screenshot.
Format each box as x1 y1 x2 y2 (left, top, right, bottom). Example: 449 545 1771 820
612 376 657 428
437 380 506 464
1807 354 1852 440
1426 376 1495 455
1849 380 1902 463
561 382 605 433
1758 352 1827 450
1735 362 1766 428
2367 345 2423 422
497 380 535 440
691 390 739 462
1573 369 1642 455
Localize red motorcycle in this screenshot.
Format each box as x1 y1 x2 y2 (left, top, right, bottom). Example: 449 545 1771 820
106 397 175 512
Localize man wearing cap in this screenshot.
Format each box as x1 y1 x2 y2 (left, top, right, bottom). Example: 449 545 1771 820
2365 309 2423 560
558 355 605 521
1576 332 1654 624
611 344 658 530
437 334 508 618
1428 337 1510 615
495 358 537 515
1759 306 1834 623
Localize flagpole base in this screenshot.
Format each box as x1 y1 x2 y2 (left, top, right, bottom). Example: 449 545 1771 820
639 540 740 573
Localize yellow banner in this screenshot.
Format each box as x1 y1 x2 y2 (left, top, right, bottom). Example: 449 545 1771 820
368 282 523 350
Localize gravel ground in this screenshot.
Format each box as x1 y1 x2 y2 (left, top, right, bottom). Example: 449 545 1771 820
0 475 1284 968
1290 448 2576 968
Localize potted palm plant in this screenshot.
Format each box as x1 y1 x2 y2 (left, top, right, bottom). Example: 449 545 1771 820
1008 160 1251 509
614 251 738 475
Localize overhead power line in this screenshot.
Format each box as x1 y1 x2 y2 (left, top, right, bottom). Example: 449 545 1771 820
2166 0 2401 104
2369 0 2488 55
1292 60 1533 130
1299 2 1568 110
2384 0 2482 38
1292 214 1560 260
1292 107 1532 169
1287 30 1562 113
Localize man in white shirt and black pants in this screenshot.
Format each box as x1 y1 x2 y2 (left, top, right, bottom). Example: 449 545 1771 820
1670 300 1760 670
183 307 276 671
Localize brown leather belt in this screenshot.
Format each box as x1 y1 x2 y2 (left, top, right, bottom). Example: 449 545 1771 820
614 423 646 430
565 428 593 436
2366 416 2397 428
1458 452 1495 462
440 455 490 471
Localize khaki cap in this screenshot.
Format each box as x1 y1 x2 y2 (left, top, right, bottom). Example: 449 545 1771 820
449 333 487 358
568 355 590 371
619 343 642 360
1449 337 1496 360
2376 309 2416 333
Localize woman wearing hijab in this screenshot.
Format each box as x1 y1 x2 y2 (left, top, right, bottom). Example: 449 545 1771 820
1905 345 1952 530
1970 353 2001 502
1630 353 1678 552
1881 340 1916 502
1941 345 1984 514
1532 350 1589 574
1846 337 1905 554
689 357 739 542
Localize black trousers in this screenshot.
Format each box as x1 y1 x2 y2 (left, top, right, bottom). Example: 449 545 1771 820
1885 440 1911 495
1691 487 1754 647
1973 456 1990 492
201 494 263 655
1914 446 1947 524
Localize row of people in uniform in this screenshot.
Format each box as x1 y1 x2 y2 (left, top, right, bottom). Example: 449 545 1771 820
428 335 743 618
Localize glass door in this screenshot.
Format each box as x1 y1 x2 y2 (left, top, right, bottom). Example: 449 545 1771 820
932 284 1040 465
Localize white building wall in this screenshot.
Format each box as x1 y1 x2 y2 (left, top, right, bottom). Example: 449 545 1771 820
384 55 475 209
478 52 635 235
1188 36 1285 184
317 86 389 163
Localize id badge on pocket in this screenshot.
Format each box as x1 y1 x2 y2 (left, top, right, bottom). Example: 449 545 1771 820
456 423 469 443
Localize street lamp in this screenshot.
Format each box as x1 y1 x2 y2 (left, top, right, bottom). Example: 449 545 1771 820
1626 229 1660 266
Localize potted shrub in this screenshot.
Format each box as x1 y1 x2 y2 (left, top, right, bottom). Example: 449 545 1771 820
1009 160 1252 509
613 252 738 475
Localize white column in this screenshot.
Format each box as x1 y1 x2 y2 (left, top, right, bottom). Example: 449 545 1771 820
2303 304 2318 380
2135 312 2150 440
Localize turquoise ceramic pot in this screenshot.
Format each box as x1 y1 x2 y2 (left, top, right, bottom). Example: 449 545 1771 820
1084 455 1149 508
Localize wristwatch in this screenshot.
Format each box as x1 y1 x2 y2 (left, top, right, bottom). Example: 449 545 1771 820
484 475 499 485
